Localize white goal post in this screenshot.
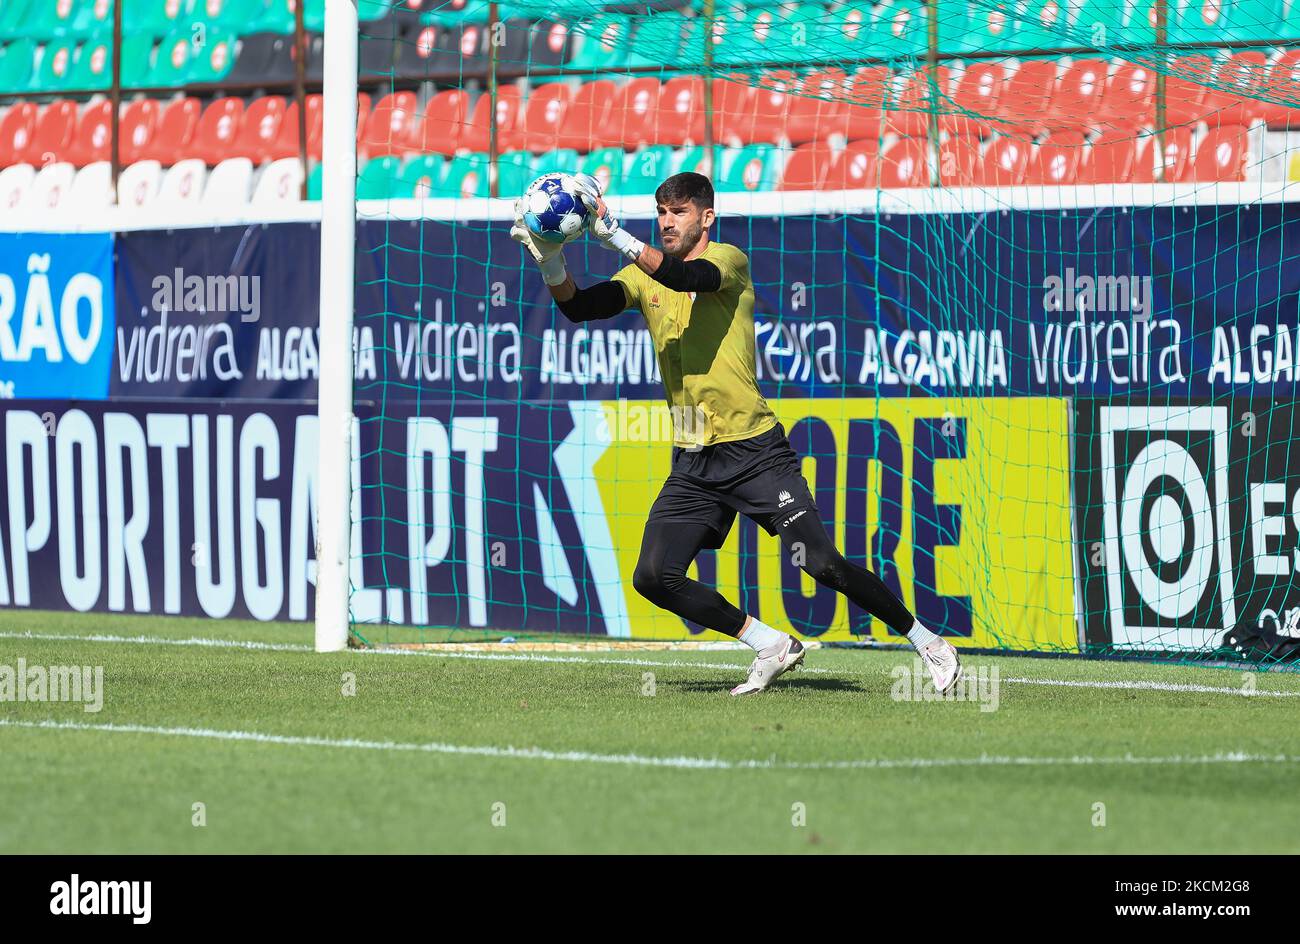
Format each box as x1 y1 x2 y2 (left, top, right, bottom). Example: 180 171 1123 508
315 0 359 652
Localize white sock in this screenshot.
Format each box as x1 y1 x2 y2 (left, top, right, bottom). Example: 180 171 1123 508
905 620 941 651
739 617 786 653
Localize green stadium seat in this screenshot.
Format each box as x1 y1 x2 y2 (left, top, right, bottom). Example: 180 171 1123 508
718 143 779 191
150 29 195 86
436 152 492 197
0 39 36 92
66 34 113 88
187 27 236 82
496 148 536 194
579 145 624 195
565 16 631 74
200 0 270 30
118 33 157 88
625 11 685 69
31 39 78 91
1014 0 1073 50
622 144 675 193
675 144 725 179
307 159 321 198
532 147 580 174
399 153 446 197
0 0 32 41
124 0 195 37
423 0 489 27
69 0 116 39
944 0 1018 55
357 154 401 198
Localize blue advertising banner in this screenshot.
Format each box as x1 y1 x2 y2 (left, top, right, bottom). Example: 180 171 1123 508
0 232 114 400
104 203 1300 402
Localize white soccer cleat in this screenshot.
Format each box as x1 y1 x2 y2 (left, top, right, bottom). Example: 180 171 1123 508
919 638 962 695
730 636 805 696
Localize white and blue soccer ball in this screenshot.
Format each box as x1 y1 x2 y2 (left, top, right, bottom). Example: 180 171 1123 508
521 172 590 244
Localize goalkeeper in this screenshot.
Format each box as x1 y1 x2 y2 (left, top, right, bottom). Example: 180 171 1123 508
512 172 960 696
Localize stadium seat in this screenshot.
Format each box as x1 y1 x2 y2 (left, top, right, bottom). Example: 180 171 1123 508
187 29 237 84
459 85 522 154
1164 55 1216 127
0 162 34 209
749 73 796 146
151 30 197 88
942 62 1004 136
267 94 324 162
202 157 253 207
785 69 848 145
126 0 194 38
527 19 572 70
653 75 704 147
938 133 980 185
845 66 891 141
1026 131 1085 184
67 35 113 90
158 157 208 206
673 145 724 180
821 140 878 189
118 33 159 89
356 155 400 199
63 100 114 166
117 159 163 208
66 0 114 39
622 145 675 194
0 0 32 41
21 161 76 213
994 59 1059 136
713 77 758 147
873 0 929 59
885 66 948 138
0 101 37 166
189 97 244 166
578 145 623 195
434 153 490 199
137 97 200 165
227 32 296 85
1097 60 1156 130
119 98 163 165
1186 124 1251 182
1259 49 1300 128
397 153 444 198
68 161 113 210
718 143 779 192
946 0 1020 54
532 147 580 175
1204 52 1267 127
517 83 572 154
778 141 832 190
600 78 659 149
879 137 928 187
32 39 77 91
226 96 287 164
565 15 630 73
360 91 420 159
977 136 1030 186
411 89 469 156
555 79 613 151
0 39 36 93
1133 127 1193 183
251 156 305 203
1077 130 1143 184
19 99 78 165
1051 59 1108 131
624 10 684 69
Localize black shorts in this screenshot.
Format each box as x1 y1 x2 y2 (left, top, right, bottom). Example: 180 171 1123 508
645 423 818 549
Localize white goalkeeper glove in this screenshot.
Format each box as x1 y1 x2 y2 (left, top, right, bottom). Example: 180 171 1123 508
572 174 645 261
510 197 568 286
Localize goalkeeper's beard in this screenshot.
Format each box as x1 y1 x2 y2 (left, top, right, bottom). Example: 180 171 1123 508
662 221 704 258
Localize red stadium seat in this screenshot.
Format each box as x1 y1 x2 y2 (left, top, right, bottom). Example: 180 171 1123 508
119 99 163 166
19 100 78 166
1097 60 1156 130
138 97 201 165
600 78 659 149
414 89 470 156
1026 131 1084 184
1133 126 1193 183
268 95 321 161
846 66 892 141
360 91 420 159
227 96 287 164
1258 49 1300 128
942 63 1003 136
823 140 880 189
1050 59 1108 130
518 84 572 153
777 141 832 190
879 137 928 188
938 134 980 186
712 76 757 146
653 75 704 146
785 69 848 144
994 60 1059 136
1078 130 1143 184
0 103 38 167
64 100 114 167
189 97 245 166
1186 125 1251 182
749 72 795 145
886 66 949 137
977 136 1031 186
556 79 614 151
460 85 523 153
1165 55 1215 127
1202 52 1266 127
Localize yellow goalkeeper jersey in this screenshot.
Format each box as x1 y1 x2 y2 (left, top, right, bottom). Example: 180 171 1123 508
611 241 777 448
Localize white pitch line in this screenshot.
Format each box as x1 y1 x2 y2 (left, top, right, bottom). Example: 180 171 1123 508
1 718 1297 772
3 630 1300 697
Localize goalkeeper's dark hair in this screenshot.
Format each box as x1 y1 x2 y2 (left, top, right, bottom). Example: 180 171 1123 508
655 172 714 210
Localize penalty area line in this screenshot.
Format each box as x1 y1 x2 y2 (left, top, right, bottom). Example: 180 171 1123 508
1 718 1298 772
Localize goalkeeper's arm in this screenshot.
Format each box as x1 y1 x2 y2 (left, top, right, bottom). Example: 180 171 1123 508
549 276 629 324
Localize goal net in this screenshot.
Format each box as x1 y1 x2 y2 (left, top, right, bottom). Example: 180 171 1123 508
325 0 1300 665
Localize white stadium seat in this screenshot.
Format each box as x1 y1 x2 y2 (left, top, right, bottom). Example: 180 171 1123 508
68 161 114 211
251 157 305 204
201 157 254 209
0 163 35 212
21 162 77 214
117 159 163 209
158 158 208 207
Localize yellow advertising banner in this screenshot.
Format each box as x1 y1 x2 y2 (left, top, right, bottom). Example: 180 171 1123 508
594 398 1078 651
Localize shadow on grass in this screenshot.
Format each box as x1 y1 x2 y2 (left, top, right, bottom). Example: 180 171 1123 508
663 676 869 695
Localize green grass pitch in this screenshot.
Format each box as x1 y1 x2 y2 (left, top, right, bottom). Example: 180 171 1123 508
2 609 1299 854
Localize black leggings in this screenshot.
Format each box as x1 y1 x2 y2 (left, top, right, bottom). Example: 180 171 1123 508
632 512 915 637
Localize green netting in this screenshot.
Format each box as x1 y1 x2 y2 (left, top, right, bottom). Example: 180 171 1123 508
346 0 1300 669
